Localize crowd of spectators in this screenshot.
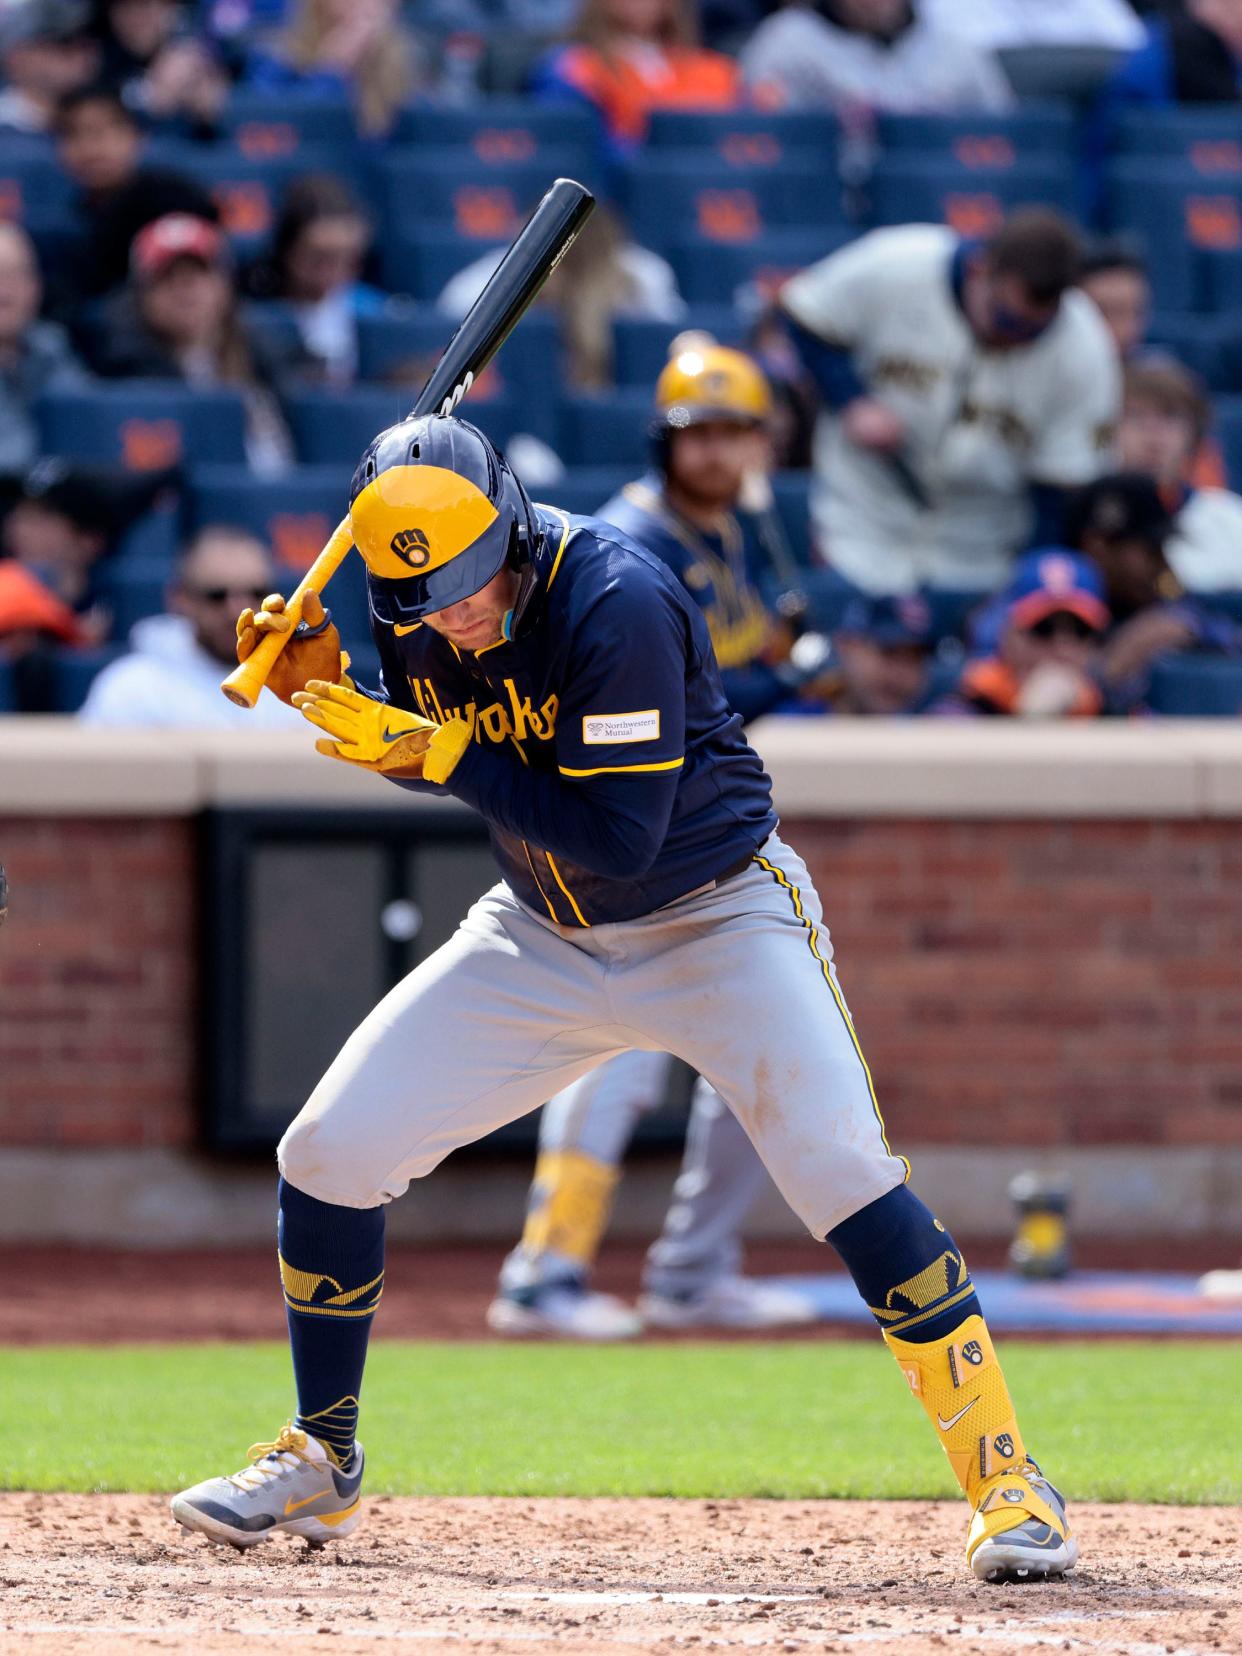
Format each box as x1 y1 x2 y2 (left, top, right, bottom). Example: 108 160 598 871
1 0 1241 721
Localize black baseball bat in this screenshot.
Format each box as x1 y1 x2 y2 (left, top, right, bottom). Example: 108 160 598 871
412 177 596 418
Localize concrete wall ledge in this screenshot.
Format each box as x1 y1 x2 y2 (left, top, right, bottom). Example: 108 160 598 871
2 717 1241 819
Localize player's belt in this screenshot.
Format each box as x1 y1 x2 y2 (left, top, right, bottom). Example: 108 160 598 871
656 843 764 911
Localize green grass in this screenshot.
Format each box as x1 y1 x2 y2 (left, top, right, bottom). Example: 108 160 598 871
2 1340 1238 1504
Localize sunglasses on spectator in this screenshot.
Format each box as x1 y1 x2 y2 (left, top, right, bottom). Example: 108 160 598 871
186 586 270 605
1027 611 1098 642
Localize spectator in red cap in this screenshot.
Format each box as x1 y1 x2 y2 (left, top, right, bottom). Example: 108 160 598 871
934 551 1110 717
89 213 298 473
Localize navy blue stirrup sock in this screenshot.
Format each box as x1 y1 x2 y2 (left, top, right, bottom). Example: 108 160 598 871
277 1176 385 1470
827 1184 983 1344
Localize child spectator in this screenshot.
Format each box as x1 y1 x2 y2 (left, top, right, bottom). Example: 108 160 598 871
1065 471 1241 712
94 0 230 132
79 523 302 725
936 551 1110 718
0 222 89 475
54 84 217 300
243 175 386 384
245 0 424 138
1118 358 1242 593
740 0 1013 118
89 213 297 473
0 0 98 133
529 0 743 157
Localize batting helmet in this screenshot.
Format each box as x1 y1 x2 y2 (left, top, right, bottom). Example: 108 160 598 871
349 415 537 624
654 342 772 434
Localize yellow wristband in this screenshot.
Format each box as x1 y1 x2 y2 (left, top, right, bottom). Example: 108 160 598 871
423 717 473 785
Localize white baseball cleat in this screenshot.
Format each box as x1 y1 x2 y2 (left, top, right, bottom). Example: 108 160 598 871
486 1281 642 1340
639 1275 819 1330
170 1423 364 1550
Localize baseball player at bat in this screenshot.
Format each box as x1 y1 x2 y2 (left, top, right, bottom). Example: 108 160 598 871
490 344 836 1340
172 411 1077 1584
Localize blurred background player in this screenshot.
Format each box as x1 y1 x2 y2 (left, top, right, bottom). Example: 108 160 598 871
489 343 836 1339
776 207 1120 597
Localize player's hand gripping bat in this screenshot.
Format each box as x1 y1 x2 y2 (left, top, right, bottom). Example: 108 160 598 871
220 176 596 708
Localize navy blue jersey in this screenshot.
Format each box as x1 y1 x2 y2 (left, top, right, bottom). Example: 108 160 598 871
602 475 792 724
365 505 777 925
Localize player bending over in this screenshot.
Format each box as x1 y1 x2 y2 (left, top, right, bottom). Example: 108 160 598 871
171 414 1077 1584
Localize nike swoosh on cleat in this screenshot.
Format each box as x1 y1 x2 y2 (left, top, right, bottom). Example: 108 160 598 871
381 727 408 743
284 1490 329 1515
936 1397 980 1431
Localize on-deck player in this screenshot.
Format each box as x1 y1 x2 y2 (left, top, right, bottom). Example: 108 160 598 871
490 342 833 1339
171 413 1078 1584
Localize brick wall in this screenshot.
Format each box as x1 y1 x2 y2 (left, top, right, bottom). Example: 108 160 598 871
0 819 196 1147
1 815 1239 1151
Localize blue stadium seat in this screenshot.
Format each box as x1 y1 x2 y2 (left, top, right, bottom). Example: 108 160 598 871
1103 159 1240 312
37 383 248 467
925 588 986 643
1146 313 1238 390
220 91 361 155
1212 395 1242 488
396 99 599 161
769 472 812 567
147 143 349 245
381 230 484 301
619 155 846 252
376 154 585 242
49 646 127 714
877 105 1075 159
1147 653 1242 715
1111 107 1242 171
93 557 173 638
539 466 634 516
612 309 744 385
1201 246 1242 315
283 387 521 466
117 502 180 565
558 390 653 468
647 110 836 165
667 227 853 305
760 565 857 633
0 660 15 714
870 156 1076 236
0 146 75 221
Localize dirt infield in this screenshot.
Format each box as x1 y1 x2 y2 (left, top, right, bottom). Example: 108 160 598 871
1 1495 1237 1656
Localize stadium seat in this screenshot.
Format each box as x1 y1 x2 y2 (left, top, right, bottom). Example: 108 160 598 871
1147 652 1242 715
396 100 599 163
1146 313 1238 390
48 645 127 714
667 227 854 305
1103 159 1241 312
759 565 857 633
1111 107 1242 173
93 557 173 639
1201 246 1242 316
877 105 1075 161
558 389 654 468
1210 394 1242 488
0 660 15 714
220 91 361 157
37 383 248 467
283 387 521 467
769 471 812 568
619 155 847 252
146 143 349 243
924 588 987 643
647 110 836 166
869 156 1077 236
539 466 634 516
375 155 586 242
612 309 743 385
381 229 495 302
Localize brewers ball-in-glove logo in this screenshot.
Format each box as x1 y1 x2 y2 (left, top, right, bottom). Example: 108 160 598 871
390 527 432 569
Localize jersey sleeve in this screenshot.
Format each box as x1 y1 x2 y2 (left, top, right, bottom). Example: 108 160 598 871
1026 302 1121 487
778 230 894 349
442 569 689 879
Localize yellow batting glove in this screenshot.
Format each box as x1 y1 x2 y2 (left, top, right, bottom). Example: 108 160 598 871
293 680 471 783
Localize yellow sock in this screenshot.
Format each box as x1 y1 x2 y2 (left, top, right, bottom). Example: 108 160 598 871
519 1149 620 1270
